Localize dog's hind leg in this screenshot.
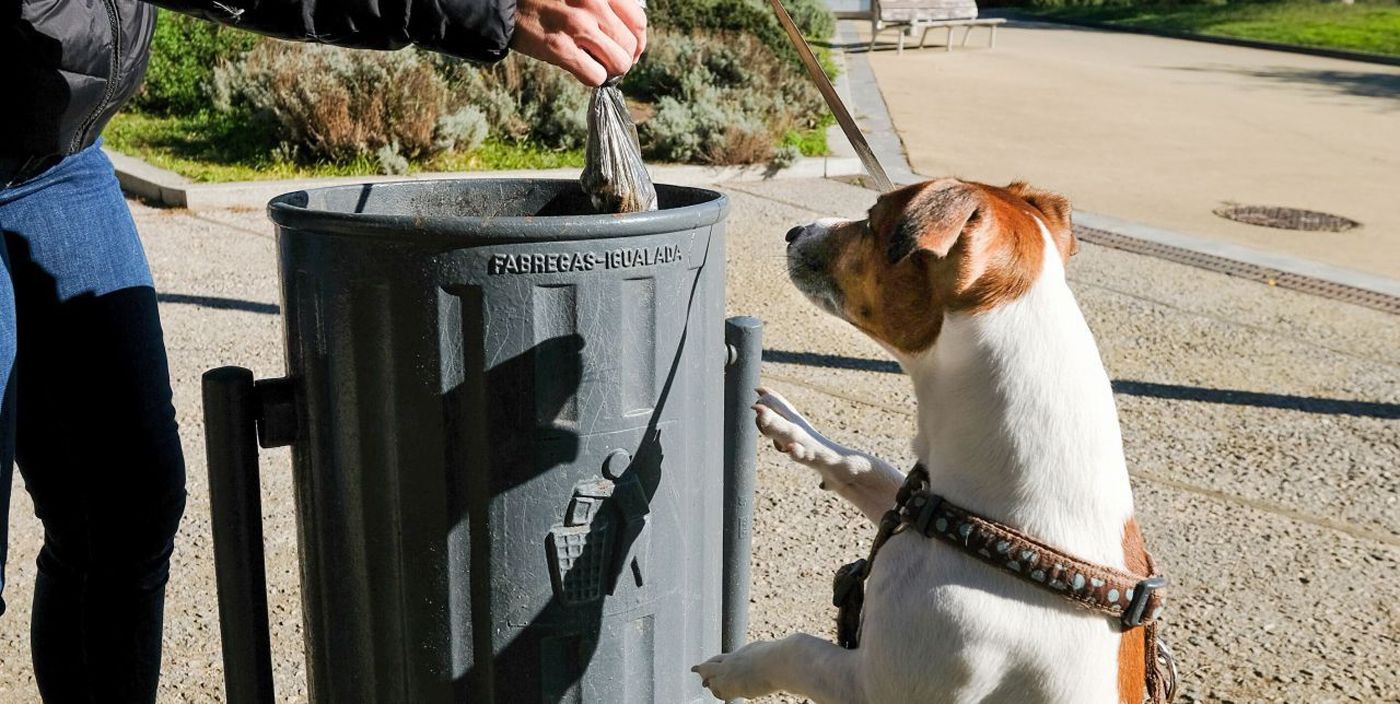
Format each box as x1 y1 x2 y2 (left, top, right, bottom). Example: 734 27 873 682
755 388 904 522
693 634 866 704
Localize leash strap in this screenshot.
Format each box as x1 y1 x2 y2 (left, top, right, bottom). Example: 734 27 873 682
764 0 894 191
833 465 1176 702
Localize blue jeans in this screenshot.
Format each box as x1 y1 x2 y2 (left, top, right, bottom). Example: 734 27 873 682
0 141 187 703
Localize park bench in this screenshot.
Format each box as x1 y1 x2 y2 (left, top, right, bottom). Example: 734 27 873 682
869 0 1007 54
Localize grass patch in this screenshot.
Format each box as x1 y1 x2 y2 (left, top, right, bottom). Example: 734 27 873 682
785 125 831 157
103 110 584 182
105 109 822 183
428 141 586 172
1038 1 1400 56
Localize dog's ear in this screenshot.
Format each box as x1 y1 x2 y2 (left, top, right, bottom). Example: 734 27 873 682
887 184 982 263
1007 181 1078 258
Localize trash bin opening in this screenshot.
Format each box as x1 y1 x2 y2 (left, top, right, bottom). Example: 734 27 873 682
269 179 726 243
314 180 713 217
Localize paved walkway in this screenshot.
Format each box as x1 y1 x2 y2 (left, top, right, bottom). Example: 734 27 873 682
1 183 1396 702
855 20 1400 279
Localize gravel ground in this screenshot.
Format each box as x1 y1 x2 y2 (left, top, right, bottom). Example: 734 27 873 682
0 178 1395 702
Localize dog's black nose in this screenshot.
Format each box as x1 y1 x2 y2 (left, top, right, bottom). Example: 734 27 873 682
785 225 805 243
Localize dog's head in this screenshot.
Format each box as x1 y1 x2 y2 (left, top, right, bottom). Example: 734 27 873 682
785 178 1076 354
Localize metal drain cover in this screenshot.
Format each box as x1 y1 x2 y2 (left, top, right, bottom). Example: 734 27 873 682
1214 205 1359 232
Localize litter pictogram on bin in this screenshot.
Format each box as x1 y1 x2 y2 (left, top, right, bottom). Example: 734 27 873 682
546 480 615 605
546 467 652 606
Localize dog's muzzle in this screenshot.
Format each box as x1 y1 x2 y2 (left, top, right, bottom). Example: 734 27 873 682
783 220 846 316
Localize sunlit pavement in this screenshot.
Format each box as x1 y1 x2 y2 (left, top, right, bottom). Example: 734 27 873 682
857 20 1400 280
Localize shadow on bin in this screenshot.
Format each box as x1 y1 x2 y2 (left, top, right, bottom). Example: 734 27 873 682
466 267 707 701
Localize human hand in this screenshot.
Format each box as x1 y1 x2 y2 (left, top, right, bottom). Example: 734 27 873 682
511 0 648 87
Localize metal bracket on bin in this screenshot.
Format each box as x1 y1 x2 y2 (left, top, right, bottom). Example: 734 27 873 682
254 378 298 449
202 367 300 704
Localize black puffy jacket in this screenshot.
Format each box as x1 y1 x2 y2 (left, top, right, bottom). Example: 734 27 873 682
0 0 515 160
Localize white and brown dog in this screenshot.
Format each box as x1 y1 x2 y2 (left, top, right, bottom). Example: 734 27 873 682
694 178 1156 703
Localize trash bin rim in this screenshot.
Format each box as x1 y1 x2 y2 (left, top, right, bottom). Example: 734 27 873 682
267 179 729 244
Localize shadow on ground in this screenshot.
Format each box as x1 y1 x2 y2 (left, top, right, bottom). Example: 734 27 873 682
763 349 1400 419
1166 64 1400 105
157 292 279 315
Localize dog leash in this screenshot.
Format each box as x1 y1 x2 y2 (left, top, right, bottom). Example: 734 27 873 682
834 464 1178 703
765 0 894 192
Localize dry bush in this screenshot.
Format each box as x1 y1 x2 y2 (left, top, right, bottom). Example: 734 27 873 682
705 125 778 165
626 28 823 121
434 53 591 151
211 28 827 168
644 0 835 65
628 29 825 165
215 42 454 162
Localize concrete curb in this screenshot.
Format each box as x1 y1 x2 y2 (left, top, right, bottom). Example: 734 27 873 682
1073 210 1400 303
107 149 193 208
106 147 866 211
832 22 923 186
996 11 1400 68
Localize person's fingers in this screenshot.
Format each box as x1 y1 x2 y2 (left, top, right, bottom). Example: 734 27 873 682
592 2 639 60
608 0 648 59
574 30 633 80
511 0 646 84
562 43 609 87
516 34 608 86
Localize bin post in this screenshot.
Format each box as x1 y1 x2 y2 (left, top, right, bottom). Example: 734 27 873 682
722 316 763 661
202 367 276 704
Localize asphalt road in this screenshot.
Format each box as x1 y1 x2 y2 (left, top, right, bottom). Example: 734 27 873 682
0 178 1395 702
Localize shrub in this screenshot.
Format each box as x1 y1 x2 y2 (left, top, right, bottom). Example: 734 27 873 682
641 90 791 165
627 30 823 115
375 144 411 174
769 143 801 169
628 29 826 165
647 0 835 51
436 106 490 153
159 14 831 168
708 122 783 165
441 31 827 166
640 96 714 163
214 42 464 162
133 12 259 115
434 54 592 151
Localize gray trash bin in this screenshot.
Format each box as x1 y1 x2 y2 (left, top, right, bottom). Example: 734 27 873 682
201 179 762 704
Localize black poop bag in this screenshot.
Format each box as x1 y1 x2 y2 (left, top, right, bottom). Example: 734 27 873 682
580 79 658 214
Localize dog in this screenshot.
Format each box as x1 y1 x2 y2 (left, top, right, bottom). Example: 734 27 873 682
693 178 1157 703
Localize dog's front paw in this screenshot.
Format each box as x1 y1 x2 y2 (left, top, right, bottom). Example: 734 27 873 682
692 642 779 700
754 388 837 465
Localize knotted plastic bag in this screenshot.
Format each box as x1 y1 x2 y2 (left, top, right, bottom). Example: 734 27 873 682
581 80 657 213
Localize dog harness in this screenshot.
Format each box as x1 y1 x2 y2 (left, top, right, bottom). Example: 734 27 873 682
833 464 1178 703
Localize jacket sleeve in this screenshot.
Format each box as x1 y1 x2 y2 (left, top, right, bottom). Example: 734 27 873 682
144 0 516 63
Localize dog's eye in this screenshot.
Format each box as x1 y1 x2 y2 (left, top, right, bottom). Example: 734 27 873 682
862 220 874 237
